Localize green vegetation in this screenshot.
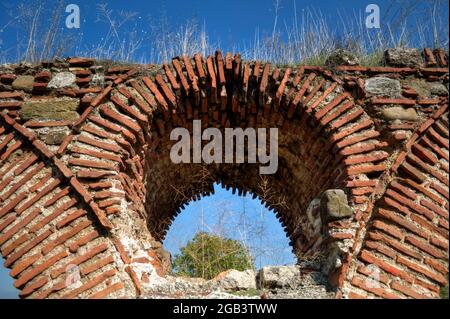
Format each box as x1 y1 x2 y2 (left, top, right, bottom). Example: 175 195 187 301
172 232 255 280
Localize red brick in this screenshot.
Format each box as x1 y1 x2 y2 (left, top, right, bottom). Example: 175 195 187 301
80 255 115 276
88 281 124 299
1 140 22 161
357 264 389 284
68 230 100 253
0 101 22 108
360 250 413 282
397 255 447 285
0 192 27 219
390 180 417 200
0 207 41 246
343 151 389 165
53 159 73 178
88 181 113 190
31 198 78 233
407 153 448 186
365 240 397 259
424 257 448 275
421 136 448 161
111 94 148 123
70 146 123 164
125 266 142 296
15 178 61 215
430 236 448 250
0 215 15 233
402 178 446 206
4 229 52 267
99 104 141 133
14 250 68 288
32 140 54 158
377 208 425 239
69 158 116 171
399 162 426 183
111 237 131 264
77 135 121 153
88 201 113 230
351 275 401 299
390 281 430 299
63 268 116 299
77 170 115 179
386 189 435 221
0 91 23 99
171 58 190 94
345 179 377 188
369 232 422 260
56 134 74 155
215 51 226 85
371 221 403 239
43 186 70 208
346 163 386 176
1 162 46 202
13 153 38 175
306 82 338 113
430 182 448 199
51 242 108 279
347 291 368 299
68 57 95 66
10 253 41 277
320 100 354 126
370 97 416 105
42 219 92 255
302 79 327 108
339 140 387 156
56 209 87 229
410 213 447 239
405 235 445 259
20 276 48 297
420 198 448 219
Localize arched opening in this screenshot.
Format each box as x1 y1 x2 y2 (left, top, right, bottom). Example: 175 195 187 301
163 182 297 273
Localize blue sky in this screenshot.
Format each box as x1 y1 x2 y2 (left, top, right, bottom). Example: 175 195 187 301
0 0 448 299
1 0 448 62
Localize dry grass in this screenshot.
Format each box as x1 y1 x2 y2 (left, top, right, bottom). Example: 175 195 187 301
0 0 448 65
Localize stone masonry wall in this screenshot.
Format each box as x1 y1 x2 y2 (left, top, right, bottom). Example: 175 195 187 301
0 48 448 299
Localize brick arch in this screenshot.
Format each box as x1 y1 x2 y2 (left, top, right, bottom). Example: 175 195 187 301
0 49 448 299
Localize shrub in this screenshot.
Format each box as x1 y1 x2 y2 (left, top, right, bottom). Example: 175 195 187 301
172 232 254 280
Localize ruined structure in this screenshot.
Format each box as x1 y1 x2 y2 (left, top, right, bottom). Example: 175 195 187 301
0 48 448 299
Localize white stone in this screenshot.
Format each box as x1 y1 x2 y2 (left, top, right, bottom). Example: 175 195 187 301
213 269 256 291
259 265 300 288
48 72 76 89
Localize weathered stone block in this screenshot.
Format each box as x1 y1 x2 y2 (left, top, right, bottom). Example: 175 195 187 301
385 48 423 67
320 189 352 221
382 107 418 121
20 97 80 121
258 266 300 289
44 129 68 145
213 269 256 291
325 49 360 66
365 77 402 97
48 72 77 89
12 75 34 92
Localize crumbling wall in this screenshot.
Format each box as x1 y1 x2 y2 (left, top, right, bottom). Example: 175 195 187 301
0 48 448 299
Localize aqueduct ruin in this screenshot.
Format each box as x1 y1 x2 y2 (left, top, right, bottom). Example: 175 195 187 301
0 48 448 299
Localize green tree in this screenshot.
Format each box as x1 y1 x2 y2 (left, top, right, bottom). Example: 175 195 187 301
172 232 254 280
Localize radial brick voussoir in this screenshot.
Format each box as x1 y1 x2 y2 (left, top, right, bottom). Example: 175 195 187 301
0 49 448 299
